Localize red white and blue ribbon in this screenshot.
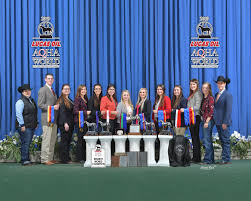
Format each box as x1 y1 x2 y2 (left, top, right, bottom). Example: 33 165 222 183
47 106 54 123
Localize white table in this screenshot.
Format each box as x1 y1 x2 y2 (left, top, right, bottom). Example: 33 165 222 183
99 136 113 167
83 136 99 167
113 135 128 153
157 135 172 167
143 135 157 166
128 135 142 152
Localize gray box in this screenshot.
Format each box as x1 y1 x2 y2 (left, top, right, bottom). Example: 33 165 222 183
138 152 147 167
127 152 138 167
119 156 128 167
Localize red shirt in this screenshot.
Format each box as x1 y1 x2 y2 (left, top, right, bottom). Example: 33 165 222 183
201 96 214 121
152 96 171 121
100 96 117 120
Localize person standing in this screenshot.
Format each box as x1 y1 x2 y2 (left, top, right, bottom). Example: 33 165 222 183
15 84 38 166
57 84 74 164
38 73 59 165
135 88 152 122
200 82 215 164
187 79 203 163
213 76 233 165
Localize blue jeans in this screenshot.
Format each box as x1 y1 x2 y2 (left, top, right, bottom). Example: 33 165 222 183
216 124 231 162
18 128 35 165
202 120 214 164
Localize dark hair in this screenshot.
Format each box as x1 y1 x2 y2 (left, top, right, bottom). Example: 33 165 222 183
57 84 71 109
171 85 184 109
202 82 213 97
76 85 88 103
224 78 231 84
45 73 54 79
189 79 200 96
153 84 166 108
106 84 117 103
93 84 102 108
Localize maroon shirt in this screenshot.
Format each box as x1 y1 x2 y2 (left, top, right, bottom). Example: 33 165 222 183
73 96 88 124
201 96 214 121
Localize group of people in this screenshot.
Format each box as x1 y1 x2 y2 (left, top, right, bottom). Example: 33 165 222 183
15 73 232 166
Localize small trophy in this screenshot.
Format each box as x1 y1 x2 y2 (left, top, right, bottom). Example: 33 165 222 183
128 115 141 135
142 121 156 135
99 121 112 135
85 121 98 136
158 120 172 135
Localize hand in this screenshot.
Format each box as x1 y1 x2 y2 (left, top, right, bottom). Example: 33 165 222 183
64 123 69 131
54 104 59 110
112 111 118 115
153 110 157 114
21 126 26 132
222 124 227 130
35 125 38 129
87 111 91 115
204 122 208 128
101 111 106 115
180 108 184 112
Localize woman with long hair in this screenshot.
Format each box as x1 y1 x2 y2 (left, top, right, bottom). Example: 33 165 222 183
187 79 203 163
200 82 215 164
100 84 118 134
135 88 151 122
57 84 74 164
87 84 102 123
73 85 91 163
171 85 187 135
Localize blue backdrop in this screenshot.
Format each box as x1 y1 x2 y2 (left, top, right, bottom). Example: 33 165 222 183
0 0 251 139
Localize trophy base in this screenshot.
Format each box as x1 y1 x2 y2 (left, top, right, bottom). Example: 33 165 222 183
99 132 112 136
159 131 172 135
86 132 98 136
128 132 142 135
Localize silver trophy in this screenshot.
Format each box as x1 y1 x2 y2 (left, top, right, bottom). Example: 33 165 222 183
99 121 112 135
128 115 141 134
84 121 98 136
158 120 172 135
142 121 156 135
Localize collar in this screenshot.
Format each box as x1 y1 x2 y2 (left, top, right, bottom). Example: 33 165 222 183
219 88 225 95
46 83 52 90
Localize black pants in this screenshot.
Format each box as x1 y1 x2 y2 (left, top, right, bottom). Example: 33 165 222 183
76 125 87 162
59 126 73 163
189 115 201 162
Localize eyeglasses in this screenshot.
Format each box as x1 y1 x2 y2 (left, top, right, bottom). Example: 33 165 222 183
63 88 70 91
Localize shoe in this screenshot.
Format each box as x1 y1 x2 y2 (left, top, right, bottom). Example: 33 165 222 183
50 160 59 164
42 161 55 165
218 161 232 165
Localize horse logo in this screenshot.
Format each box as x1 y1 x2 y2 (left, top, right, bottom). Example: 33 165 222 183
37 17 54 38
196 17 213 38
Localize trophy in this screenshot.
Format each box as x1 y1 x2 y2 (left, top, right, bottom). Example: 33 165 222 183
85 121 98 136
142 121 156 135
128 115 141 135
99 121 112 135
158 120 172 135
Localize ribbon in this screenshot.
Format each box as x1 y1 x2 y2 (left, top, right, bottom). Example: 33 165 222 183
139 113 145 130
184 108 190 126
188 107 196 125
106 110 109 124
120 113 127 130
136 105 140 124
47 106 54 124
79 111 84 128
177 109 181 128
192 107 196 125
96 111 99 129
164 110 167 122
158 110 164 128
175 109 178 127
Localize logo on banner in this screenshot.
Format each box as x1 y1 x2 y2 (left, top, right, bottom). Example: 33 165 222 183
190 16 220 68
31 16 61 68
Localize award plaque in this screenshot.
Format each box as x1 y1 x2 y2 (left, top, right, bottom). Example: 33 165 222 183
128 116 141 135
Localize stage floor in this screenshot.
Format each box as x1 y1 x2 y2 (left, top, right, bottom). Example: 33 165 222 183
0 160 251 201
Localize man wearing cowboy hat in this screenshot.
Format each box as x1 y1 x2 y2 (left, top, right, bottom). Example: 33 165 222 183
213 76 233 165
15 84 38 166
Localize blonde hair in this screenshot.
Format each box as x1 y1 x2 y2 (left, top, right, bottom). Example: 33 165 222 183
121 90 133 110
136 88 148 111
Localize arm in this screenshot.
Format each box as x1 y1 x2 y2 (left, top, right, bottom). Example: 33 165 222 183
15 100 24 127
116 102 123 118
38 88 48 111
223 93 233 125
164 96 172 118
193 92 203 113
207 96 214 122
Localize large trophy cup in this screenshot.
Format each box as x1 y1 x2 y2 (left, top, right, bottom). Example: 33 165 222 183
128 115 141 135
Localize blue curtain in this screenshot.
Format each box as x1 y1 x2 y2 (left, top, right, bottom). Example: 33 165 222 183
0 0 250 139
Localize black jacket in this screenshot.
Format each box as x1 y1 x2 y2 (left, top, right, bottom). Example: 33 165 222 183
136 99 152 122
57 98 74 128
15 95 38 129
87 95 101 123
